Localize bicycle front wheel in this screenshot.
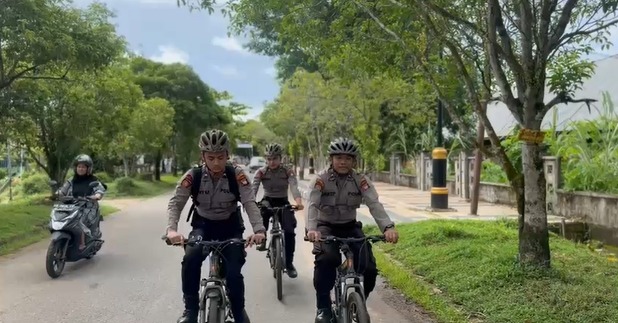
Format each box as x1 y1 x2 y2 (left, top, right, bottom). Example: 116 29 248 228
346 292 370 323
205 296 225 323
273 237 283 300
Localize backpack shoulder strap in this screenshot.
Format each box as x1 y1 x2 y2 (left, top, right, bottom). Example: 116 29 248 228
225 165 241 203
186 167 203 222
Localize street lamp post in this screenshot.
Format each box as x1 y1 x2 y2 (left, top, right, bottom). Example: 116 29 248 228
430 51 449 210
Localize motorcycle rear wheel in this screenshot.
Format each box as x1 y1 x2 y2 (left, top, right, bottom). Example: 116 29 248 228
46 239 67 279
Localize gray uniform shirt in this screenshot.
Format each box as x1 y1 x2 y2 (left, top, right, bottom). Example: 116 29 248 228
166 165 265 233
252 165 301 200
306 168 394 232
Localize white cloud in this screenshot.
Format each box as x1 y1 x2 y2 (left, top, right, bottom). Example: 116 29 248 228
211 36 249 55
150 45 189 64
264 67 277 77
211 64 241 77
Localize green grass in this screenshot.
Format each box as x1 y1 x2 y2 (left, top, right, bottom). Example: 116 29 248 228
103 174 177 199
365 220 618 323
0 199 119 256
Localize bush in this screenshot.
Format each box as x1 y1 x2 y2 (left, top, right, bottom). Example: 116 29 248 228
114 177 137 195
135 172 154 182
95 172 112 184
0 168 7 180
20 173 50 195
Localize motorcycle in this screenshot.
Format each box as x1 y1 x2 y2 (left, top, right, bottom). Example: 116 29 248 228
45 180 105 279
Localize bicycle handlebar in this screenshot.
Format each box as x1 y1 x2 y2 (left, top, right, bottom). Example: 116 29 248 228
162 236 247 247
258 203 299 211
303 235 385 243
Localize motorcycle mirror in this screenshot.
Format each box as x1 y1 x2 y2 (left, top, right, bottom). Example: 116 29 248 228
49 180 58 187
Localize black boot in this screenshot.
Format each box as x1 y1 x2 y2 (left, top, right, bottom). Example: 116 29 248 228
315 308 333 323
286 263 298 278
257 233 268 251
177 296 199 323
177 309 198 323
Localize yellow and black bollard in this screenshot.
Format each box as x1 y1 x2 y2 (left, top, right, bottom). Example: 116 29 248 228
430 147 449 209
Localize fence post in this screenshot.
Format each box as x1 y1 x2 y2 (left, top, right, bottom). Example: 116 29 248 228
543 156 562 215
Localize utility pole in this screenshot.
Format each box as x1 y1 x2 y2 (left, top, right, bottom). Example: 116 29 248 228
430 50 449 210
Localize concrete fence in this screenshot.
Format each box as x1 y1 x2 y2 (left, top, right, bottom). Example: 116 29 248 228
380 153 618 235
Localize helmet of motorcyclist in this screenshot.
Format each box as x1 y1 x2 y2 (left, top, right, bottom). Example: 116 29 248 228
264 143 283 157
199 129 230 153
328 137 359 157
73 154 94 176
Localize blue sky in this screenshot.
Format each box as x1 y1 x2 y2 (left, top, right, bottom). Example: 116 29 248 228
75 0 279 120
74 0 618 122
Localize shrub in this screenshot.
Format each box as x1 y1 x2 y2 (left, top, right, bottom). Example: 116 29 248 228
0 168 7 179
21 173 50 195
114 177 137 195
95 172 112 184
135 172 154 182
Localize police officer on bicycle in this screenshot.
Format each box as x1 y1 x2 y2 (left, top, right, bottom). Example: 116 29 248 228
165 129 266 323
252 143 304 278
305 137 399 323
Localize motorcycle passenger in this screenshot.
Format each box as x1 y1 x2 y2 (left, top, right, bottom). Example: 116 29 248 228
165 129 266 323
57 154 105 251
252 143 304 278
305 137 400 323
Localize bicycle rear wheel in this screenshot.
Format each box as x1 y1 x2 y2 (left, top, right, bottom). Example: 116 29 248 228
346 292 370 323
272 237 283 301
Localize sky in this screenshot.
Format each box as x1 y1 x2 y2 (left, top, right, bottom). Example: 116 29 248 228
75 0 279 120
73 0 618 122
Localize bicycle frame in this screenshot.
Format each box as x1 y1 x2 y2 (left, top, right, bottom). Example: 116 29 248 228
199 248 228 313
333 242 366 320
267 207 286 268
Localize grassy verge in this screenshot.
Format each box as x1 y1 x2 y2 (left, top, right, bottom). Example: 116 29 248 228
103 174 177 199
0 199 119 256
365 219 618 323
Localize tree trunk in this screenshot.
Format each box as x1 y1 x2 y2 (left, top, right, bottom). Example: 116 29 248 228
518 142 551 268
122 156 129 177
154 150 162 181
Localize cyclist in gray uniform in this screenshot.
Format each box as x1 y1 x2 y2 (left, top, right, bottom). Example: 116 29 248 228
165 129 266 323
305 137 399 323
252 143 304 278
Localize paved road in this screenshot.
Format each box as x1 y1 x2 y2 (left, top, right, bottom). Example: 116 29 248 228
0 182 432 322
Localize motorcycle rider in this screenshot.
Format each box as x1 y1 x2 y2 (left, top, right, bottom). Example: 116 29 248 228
57 154 105 251
252 143 304 278
165 129 266 323
305 137 399 323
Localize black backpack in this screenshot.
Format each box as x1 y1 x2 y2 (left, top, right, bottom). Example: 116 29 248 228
185 165 240 222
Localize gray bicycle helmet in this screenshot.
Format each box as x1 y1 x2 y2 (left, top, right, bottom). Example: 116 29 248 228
264 143 283 157
199 129 230 152
73 154 93 174
328 137 359 156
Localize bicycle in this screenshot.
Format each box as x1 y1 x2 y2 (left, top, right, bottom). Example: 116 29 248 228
258 203 298 301
305 235 386 323
164 237 251 323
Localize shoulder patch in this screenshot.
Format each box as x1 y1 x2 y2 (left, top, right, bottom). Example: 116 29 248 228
360 177 370 192
180 173 193 189
314 178 325 191
236 172 249 186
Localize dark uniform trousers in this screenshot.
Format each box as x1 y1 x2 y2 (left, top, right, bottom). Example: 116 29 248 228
312 221 378 309
181 213 246 321
260 196 297 267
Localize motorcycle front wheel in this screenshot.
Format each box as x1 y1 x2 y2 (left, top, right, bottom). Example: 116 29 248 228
46 239 67 279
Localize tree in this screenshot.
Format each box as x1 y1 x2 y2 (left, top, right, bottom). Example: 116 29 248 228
0 0 126 95
129 57 229 175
